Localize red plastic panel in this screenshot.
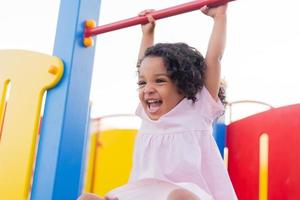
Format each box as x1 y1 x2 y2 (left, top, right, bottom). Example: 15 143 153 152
227 104 300 200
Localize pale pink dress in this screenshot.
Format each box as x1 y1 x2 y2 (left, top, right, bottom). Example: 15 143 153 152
107 87 237 200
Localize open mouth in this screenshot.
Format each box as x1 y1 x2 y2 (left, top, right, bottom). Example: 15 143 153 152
146 99 162 113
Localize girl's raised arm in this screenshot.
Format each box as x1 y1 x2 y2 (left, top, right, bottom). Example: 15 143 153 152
202 4 227 100
137 10 156 64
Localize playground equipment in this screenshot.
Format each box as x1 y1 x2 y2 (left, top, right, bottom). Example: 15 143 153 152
1 0 101 199
83 0 234 47
2 0 299 199
85 128 137 196
227 104 300 200
85 116 139 196
226 100 274 123
84 0 234 38
0 50 64 199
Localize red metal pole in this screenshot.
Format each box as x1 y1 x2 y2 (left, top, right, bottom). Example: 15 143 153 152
84 0 233 37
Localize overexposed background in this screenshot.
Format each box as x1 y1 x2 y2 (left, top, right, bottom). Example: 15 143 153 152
1 0 300 123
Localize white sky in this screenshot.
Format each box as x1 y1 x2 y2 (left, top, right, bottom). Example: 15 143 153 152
1 0 300 121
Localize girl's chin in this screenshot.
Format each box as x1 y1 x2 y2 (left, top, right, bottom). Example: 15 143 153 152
146 112 161 121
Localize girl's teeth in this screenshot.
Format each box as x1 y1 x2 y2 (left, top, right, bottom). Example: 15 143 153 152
147 100 162 113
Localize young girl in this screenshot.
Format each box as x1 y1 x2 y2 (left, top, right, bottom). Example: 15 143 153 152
79 3 236 200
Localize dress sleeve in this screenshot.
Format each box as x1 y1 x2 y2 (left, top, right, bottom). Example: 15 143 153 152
195 87 224 122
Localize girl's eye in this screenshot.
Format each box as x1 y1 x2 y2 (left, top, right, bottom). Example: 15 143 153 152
156 79 166 83
137 80 146 88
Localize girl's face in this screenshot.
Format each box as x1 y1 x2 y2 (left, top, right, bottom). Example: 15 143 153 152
138 56 184 120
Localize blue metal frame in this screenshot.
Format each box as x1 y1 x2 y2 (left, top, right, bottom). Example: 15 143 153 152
212 122 227 158
31 0 101 199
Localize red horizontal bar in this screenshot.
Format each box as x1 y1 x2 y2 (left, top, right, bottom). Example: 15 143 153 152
84 0 233 37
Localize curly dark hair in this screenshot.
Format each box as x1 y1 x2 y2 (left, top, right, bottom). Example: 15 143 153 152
218 81 227 106
138 43 206 103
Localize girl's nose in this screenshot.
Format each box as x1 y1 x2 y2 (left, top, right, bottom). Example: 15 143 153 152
144 83 155 94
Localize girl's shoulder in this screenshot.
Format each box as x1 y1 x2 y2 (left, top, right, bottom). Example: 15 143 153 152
193 86 224 121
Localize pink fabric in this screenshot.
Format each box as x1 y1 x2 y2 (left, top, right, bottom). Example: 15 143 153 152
108 87 237 200
107 178 213 200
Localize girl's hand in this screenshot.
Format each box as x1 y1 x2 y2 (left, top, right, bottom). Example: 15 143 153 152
201 3 227 18
138 9 156 35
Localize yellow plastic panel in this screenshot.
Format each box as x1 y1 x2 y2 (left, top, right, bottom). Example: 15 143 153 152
87 129 137 197
0 50 63 200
